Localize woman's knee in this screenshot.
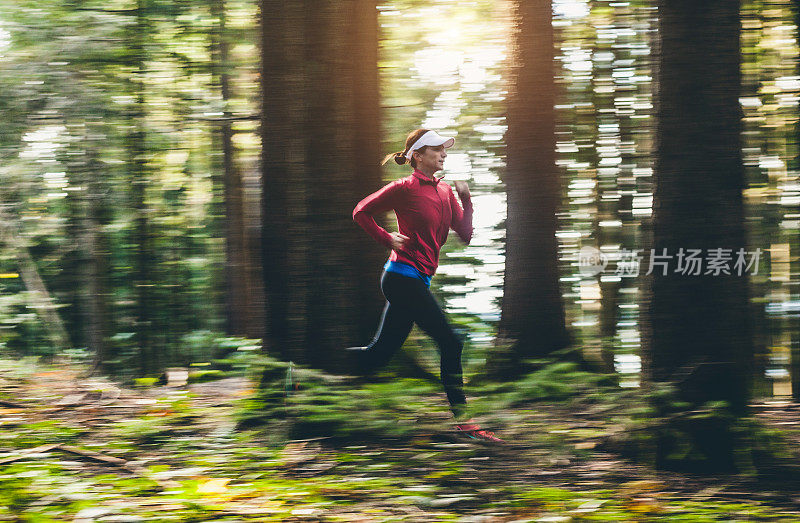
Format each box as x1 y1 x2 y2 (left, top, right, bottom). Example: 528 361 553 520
439 335 464 370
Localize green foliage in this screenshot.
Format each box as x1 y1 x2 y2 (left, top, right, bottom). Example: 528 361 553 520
611 383 796 475
236 355 447 443
187 369 230 383
0 293 52 357
237 353 614 443
110 401 200 447
0 0 262 374
467 358 609 421
180 331 262 368
0 464 70 517
12 419 84 449
133 377 160 388
109 332 260 384
1 355 797 520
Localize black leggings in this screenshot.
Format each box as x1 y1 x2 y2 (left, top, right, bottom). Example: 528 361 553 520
352 270 466 417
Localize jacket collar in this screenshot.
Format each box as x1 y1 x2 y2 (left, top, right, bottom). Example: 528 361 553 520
412 168 444 185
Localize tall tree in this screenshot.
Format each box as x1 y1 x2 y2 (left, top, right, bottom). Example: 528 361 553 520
791 0 800 404
260 0 386 369
210 0 253 338
67 124 111 376
130 0 157 375
641 0 753 471
493 0 570 376
82 142 111 376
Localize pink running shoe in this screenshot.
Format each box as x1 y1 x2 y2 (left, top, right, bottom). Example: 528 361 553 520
454 423 505 444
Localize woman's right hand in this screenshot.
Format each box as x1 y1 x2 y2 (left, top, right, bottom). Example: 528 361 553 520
389 232 411 253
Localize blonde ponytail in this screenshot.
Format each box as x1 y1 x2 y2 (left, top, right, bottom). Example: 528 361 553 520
380 150 408 166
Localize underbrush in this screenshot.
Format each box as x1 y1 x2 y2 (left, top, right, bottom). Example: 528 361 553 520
234 353 616 444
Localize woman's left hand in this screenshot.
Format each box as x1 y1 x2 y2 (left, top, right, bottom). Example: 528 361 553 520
454 181 470 200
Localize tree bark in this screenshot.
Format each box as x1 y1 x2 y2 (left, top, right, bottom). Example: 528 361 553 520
131 0 155 375
791 0 800 403
260 0 385 370
210 0 253 337
643 0 753 471
494 0 570 376
78 134 110 376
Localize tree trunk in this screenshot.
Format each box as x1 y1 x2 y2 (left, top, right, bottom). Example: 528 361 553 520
73 131 110 376
132 0 155 376
210 0 252 337
83 160 110 376
791 0 800 403
642 0 753 472
347 0 387 350
260 0 385 370
493 0 570 377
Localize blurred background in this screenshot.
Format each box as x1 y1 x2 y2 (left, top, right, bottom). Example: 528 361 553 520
3 2 800 519
0 0 797 399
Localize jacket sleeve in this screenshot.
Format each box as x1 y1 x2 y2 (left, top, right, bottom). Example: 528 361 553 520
449 185 473 245
352 180 404 249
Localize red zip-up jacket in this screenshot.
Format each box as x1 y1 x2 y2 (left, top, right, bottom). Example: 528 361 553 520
352 168 473 277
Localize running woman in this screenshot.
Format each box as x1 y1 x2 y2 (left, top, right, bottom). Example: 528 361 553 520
346 128 503 443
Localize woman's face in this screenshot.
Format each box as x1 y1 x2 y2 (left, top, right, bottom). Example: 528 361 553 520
413 145 447 173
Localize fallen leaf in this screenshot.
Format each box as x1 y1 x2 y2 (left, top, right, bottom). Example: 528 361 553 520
196 477 231 494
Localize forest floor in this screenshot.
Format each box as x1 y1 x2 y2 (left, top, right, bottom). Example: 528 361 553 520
1 356 800 522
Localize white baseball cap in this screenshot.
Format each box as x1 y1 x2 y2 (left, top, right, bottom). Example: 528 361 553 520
405 130 455 160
